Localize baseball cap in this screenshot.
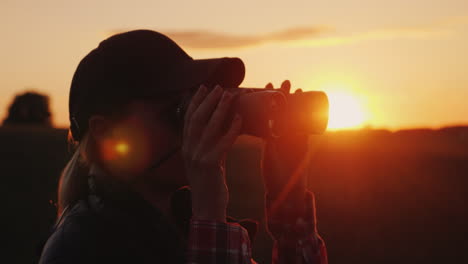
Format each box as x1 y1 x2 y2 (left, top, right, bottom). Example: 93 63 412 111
69 29 245 141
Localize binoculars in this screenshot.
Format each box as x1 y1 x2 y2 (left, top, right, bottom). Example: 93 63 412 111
178 86 329 139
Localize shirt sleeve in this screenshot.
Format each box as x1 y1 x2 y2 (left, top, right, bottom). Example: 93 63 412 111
266 190 328 264
187 219 256 264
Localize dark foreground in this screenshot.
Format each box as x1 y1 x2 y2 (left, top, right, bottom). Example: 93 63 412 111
2 126 468 263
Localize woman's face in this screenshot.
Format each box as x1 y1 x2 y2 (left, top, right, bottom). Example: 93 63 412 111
95 99 187 187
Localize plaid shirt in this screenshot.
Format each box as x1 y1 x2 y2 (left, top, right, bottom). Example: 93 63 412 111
187 190 327 264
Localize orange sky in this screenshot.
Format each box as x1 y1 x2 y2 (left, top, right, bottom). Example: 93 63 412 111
1 0 468 130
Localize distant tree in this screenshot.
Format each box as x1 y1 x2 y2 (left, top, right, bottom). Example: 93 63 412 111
2 91 52 127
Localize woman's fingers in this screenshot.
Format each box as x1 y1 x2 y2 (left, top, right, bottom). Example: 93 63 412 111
187 85 224 148
265 80 292 94
209 114 243 160
265 83 274 89
280 80 291 94
184 85 207 139
197 90 235 153
295 88 303 93
191 85 224 125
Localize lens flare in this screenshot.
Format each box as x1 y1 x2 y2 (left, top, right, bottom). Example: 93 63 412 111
101 139 130 161
98 117 156 177
115 141 129 155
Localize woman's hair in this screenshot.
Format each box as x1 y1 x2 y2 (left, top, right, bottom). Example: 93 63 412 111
56 131 94 217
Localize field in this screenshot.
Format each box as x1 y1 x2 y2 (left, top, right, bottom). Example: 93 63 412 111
2 126 468 263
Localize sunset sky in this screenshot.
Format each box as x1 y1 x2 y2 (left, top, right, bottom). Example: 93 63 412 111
2 0 468 130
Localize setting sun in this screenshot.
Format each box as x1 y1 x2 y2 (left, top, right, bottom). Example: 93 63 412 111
326 91 367 130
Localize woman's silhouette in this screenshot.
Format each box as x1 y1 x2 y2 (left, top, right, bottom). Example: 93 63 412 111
39 30 327 264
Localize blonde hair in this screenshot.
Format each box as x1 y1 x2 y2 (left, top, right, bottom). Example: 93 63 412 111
57 131 94 217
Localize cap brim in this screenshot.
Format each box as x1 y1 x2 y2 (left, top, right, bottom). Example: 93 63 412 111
175 57 245 92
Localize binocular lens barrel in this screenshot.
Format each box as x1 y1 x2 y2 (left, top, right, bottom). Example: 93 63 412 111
233 88 329 138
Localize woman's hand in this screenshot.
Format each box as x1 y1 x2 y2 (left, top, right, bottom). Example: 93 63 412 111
182 84 242 222
262 80 310 208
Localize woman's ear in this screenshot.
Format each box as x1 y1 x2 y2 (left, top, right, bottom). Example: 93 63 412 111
88 115 111 142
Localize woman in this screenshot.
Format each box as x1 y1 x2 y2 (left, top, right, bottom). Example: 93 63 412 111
39 30 327 263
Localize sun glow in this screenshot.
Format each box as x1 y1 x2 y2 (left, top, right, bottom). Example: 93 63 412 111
326 90 367 130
